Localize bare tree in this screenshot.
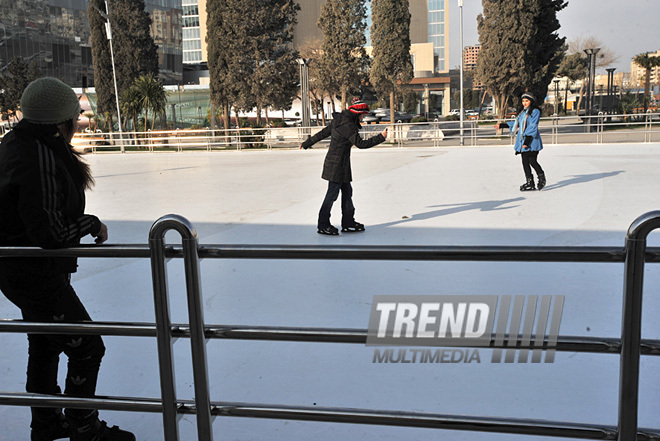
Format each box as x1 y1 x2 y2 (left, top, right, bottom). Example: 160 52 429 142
567 37 619 71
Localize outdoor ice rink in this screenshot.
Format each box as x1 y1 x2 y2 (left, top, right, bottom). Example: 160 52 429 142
1 141 660 440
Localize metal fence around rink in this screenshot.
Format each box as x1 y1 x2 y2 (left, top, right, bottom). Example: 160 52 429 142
64 111 660 153
1 212 660 441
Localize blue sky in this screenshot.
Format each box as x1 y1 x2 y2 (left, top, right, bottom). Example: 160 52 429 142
448 0 659 73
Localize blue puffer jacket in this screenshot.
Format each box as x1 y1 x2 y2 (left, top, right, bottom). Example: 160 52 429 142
504 107 543 153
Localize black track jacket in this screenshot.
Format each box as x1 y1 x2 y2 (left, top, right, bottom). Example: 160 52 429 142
0 120 101 273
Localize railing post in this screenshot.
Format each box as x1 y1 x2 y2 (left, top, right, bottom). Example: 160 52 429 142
149 215 213 441
618 211 660 441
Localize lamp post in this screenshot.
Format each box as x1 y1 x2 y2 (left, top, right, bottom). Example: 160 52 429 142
92 1 124 153
583 48 600 130
553 79 560 115
297 58 311 129
458 0 464 146
606 67 616 114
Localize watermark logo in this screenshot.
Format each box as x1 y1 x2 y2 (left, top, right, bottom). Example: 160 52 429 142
367 295 564 363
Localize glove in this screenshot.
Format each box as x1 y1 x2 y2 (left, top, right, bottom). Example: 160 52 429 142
524 136 533 147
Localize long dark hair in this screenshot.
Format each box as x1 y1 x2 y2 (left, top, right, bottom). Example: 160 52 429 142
60 119 95 191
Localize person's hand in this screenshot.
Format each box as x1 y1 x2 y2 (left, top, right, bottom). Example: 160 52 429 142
494 123 500 130
299 143 303 149
94 222 108 244
381 128 388 139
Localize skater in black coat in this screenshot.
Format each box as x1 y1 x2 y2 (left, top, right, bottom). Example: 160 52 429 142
0 78 135 441
300 99 388 235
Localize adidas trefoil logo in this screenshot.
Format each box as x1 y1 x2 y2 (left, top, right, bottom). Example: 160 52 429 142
70 375 87 386
66 338 83 348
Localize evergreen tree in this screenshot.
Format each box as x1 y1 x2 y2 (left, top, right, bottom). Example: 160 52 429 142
251 0 300 127
112 0 159 93
88 0 159 127
207 0 243 130
0 57 41 123
318 0 369 109
475 0 567 118
369 0 413 121
88 0 116 118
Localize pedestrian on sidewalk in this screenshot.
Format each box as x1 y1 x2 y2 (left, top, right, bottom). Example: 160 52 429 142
0 77 135 441
495 91 546 191
300 98 388 235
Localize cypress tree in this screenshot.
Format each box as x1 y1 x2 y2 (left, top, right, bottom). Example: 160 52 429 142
0 58 41 123
369 0 413 120
318 0 369 109
88 0 159 125
475 0 567 118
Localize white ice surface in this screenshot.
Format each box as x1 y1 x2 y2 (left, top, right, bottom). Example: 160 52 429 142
1 143 660 440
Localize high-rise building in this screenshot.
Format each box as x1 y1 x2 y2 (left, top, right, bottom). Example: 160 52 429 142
462 44 480 71
0 0 182 87
630 49 660 89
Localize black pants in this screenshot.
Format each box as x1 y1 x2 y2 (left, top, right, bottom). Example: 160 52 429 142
0 264 106 423
318 181 355 229
521 151 544 180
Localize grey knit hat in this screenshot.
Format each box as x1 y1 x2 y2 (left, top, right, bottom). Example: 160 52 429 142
521 92 536 102
20 77 81 124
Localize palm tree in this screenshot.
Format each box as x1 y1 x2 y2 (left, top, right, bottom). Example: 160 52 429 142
133 74 167 132
633 53 660 113
120 86 142 132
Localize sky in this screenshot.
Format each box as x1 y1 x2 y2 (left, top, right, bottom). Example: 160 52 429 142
447 0 660 74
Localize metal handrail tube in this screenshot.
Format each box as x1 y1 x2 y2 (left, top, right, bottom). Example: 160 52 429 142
0 244 153 258
149 221 182 441
618 211 660 441
149 215 213 441
1 319 659 355
0 392 163 413
196 245 627 262
2 393 659 440
209 402 660 440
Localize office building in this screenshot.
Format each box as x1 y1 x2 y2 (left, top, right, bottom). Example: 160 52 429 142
0 0 182 87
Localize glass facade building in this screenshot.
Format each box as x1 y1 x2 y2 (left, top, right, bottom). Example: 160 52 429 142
427 0 446 72
0 0 182 87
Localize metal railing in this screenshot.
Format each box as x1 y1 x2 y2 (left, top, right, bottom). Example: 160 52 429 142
2 212 660 441
63 111 660 153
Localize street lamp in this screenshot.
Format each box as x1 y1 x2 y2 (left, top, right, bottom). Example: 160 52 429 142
553 79 560 115
92 0 124 153
583 48 600 115
606 68 616 114
297 58 311 129
458 0 464 145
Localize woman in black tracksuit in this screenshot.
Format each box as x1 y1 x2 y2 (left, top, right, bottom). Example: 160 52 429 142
300 99 388 235
0 78 133 441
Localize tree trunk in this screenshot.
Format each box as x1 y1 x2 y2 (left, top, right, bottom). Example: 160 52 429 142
389 91 395 126
341 89 347 110
644 67 651 113
256 104 262 127
264 108 270 126
576 81 585 114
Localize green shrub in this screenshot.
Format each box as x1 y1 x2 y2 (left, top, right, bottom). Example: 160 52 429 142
411 116 428 123
445 114 459 121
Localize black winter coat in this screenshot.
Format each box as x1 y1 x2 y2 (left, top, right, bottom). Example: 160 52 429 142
301 110 385 183
0 120 101 274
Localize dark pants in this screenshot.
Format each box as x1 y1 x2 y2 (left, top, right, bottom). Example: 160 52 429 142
521 151 544 180
318 181 355 229
0 265 106 424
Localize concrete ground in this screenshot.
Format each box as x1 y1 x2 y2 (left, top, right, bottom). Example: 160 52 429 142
1 142 659 440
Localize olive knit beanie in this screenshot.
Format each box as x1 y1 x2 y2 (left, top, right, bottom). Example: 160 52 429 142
20 77 81 124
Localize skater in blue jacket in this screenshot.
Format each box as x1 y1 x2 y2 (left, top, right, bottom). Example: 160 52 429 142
495 92 545 191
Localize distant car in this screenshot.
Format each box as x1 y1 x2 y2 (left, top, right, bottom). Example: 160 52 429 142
449 109 460 116
466 109 480 120
375 110 414 123
362 112 381 124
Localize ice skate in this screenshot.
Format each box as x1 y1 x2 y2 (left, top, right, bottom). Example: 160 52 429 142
537 174 546 190
317 225 339 235
341 222 365 233
69 411 135 441
519 178 536 191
